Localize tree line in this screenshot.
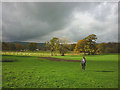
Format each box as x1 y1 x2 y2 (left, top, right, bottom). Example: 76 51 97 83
2 41 75 53
2 34 120 55
45 34 119 56
74 34 119 55
2 42 40 51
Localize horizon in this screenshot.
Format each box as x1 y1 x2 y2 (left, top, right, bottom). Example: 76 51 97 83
2 41 119 44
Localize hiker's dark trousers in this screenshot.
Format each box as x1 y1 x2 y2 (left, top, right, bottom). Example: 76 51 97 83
81 63 85 70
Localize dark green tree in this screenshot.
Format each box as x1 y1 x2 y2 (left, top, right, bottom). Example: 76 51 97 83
46 37 59 56
27 43 37 51
58 38 70 56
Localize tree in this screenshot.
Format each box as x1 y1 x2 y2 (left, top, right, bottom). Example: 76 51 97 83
74 34 97 55
104 47 113 53
46 37 70 56
96 42 119 54
74 39 86 54
69 44 76 51
45 41 50 51
58 38 70 56
27 43 37 51
15 44 24 51
5 43 16 51
96 43 107 54
2 42 8 51
46 37 59 56
2 42 16 51
84 34 97 55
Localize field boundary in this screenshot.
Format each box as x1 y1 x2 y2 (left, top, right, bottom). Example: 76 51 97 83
39 57 81 62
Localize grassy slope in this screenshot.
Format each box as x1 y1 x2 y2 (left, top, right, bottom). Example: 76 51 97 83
2 54 118 88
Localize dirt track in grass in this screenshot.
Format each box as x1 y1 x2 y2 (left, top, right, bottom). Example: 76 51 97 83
39 57 81 62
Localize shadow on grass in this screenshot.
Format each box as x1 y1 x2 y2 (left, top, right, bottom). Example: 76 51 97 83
16 56 33 57
2 55 33 57
0 59 18 62
95 70 114 72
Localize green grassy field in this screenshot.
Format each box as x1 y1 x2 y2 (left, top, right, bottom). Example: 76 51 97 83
2 54 118 88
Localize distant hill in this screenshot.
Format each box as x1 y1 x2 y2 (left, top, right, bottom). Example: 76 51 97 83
10 42 29 46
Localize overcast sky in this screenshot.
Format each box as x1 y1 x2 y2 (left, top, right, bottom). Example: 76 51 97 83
2 2 118 43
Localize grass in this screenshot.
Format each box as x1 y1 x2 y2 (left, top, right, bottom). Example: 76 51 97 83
2 54 118 88
52 54 118 61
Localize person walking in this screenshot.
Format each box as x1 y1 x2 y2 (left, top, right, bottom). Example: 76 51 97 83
81 57 86 71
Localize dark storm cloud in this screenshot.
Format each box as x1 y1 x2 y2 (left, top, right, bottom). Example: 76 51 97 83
2 2 118 43
2 2 73 41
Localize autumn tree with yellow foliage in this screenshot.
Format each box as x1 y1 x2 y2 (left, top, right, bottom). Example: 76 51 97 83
74 34 97 55
74 39 86 54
